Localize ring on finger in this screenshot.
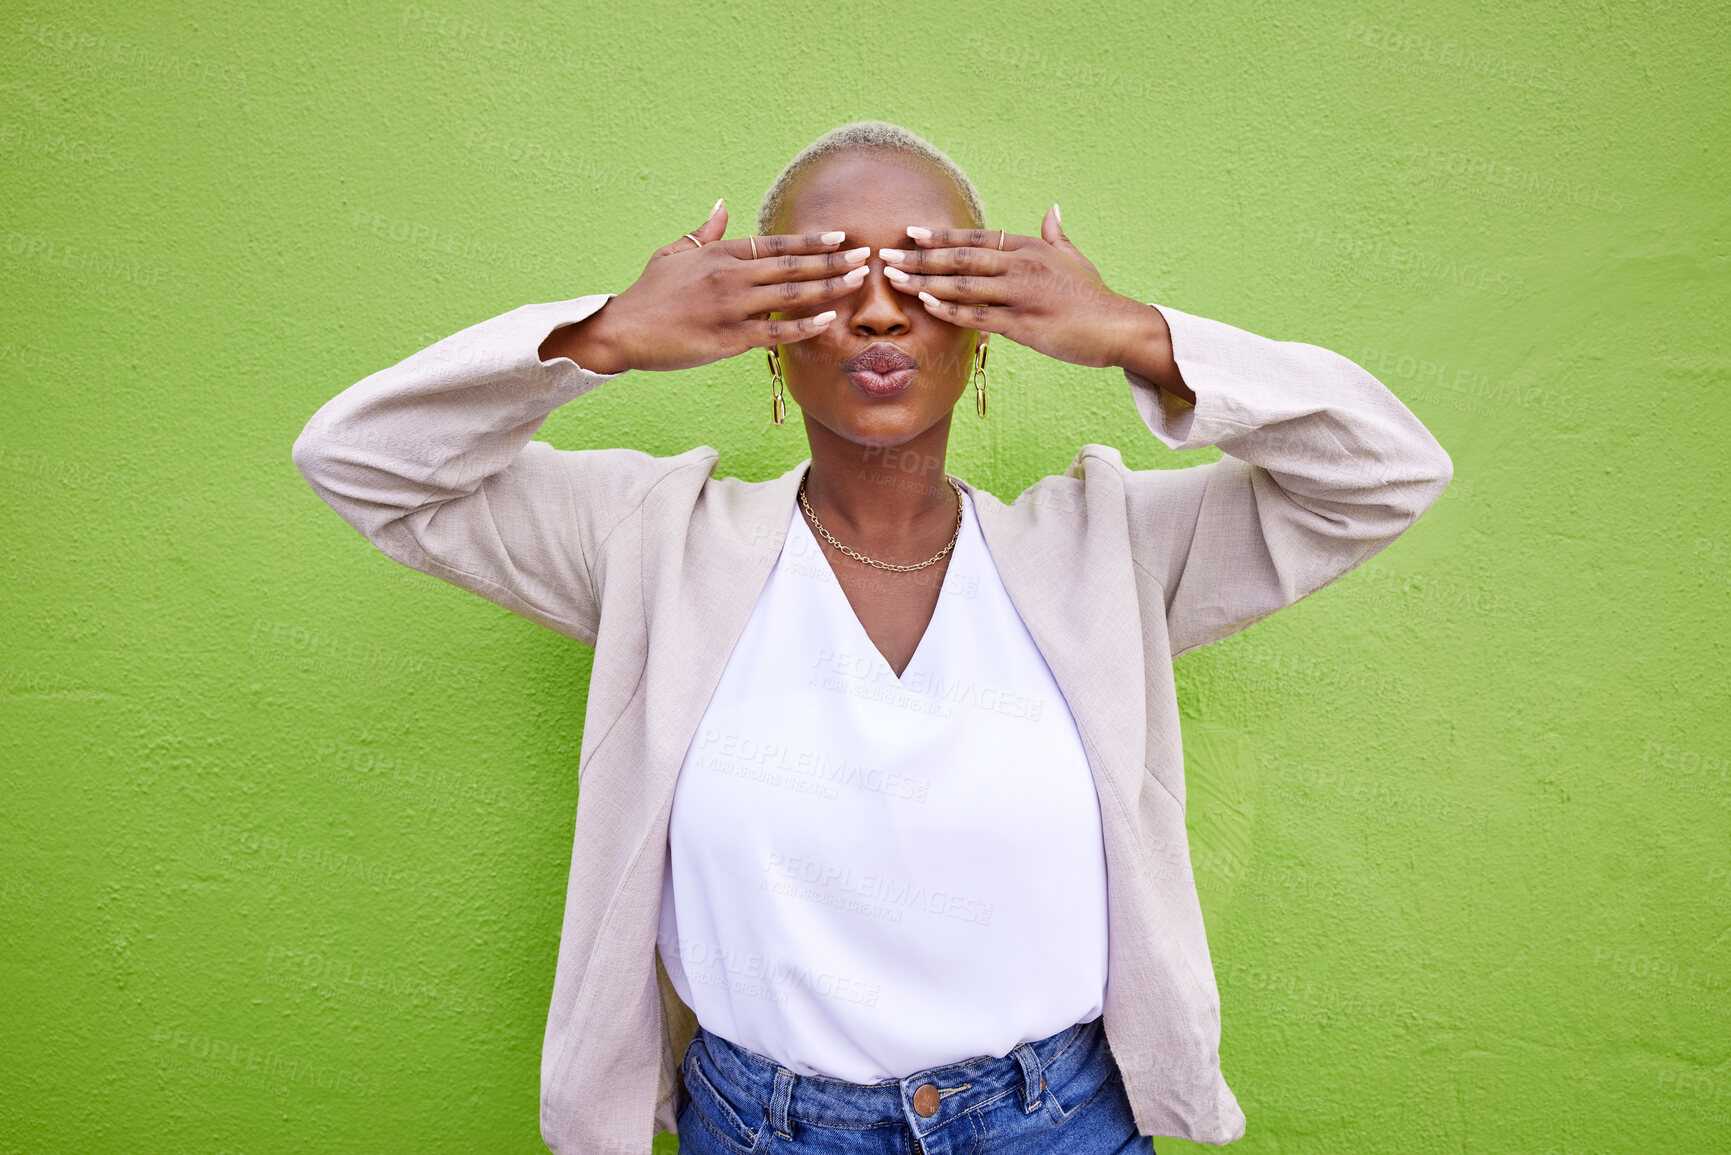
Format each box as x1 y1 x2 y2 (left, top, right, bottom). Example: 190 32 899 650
750 236 758 260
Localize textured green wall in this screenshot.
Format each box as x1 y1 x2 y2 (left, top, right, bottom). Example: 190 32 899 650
3 2 1727 1152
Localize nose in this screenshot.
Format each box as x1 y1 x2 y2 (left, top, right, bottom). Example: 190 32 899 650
846 257 912 337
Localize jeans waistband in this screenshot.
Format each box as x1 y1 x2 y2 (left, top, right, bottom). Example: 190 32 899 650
688 1015 1105 1136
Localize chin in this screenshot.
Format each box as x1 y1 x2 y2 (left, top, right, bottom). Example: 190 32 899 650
815 400 945 449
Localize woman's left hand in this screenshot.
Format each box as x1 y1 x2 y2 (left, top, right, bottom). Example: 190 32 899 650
883 206 1157 371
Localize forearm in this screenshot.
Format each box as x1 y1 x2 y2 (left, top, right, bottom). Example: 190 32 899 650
1114 300 1196 406
1128 301 1454 525
294 295 623 533
1120 302 1455 658
538 295 633 374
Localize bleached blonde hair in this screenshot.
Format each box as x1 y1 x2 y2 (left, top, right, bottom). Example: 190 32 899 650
756 120 986 237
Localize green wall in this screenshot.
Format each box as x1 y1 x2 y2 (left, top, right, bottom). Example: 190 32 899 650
4 2 1727 1151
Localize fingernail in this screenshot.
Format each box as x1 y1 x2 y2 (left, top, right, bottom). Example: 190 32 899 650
843 265 869 285
906 226 932 241
712 197 724 215
883 266 909 282
918 291 940 306
878 248 909 263
814 310 837 324
820 230 846 244
842 246 871 263
1053 203 1061 224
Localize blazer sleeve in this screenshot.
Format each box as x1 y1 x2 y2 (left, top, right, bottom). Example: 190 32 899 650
290 293 673 647
1116 301 1454 660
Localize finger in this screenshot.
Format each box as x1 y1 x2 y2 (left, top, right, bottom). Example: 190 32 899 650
881 264 1013 306
904 226 1028 251
739 310 838 349
1037 203 1104 280
719 229 850 264
737 242 871 287
741 262 871 316
1040 203 1079 255
913 289 1011 332
697 197 728 243
878 243 1012 277
652 199 726 259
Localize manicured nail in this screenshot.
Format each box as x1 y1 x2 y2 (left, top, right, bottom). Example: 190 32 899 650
1053 203 1060 224
813 310 837 324
842 246 871 263
878 248 910 263
917 291 940 306
883 266 910 282
819 230 846 244
906 226 932 241
843 265 869 285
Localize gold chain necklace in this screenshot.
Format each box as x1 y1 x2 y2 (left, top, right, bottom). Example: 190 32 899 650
798 472 964 573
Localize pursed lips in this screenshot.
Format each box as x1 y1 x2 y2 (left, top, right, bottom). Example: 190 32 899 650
845 342 918 374
845 344 919 398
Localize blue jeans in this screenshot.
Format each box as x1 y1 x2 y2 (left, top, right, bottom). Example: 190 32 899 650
675 1015 1154 1154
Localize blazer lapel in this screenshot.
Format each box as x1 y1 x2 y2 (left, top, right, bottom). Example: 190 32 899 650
637 461 1149 829
640 457 810 804
965 473 1148 820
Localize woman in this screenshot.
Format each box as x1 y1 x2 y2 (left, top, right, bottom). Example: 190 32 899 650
293 121 1453 1154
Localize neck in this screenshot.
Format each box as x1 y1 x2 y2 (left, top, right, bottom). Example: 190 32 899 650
801 414 959 551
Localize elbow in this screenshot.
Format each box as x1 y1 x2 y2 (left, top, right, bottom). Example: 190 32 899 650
1431 435 1455 489
1393 441 1454 526
1422 439 1454 507
291 421 330 490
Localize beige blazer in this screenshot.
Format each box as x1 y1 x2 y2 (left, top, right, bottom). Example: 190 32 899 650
292 292 1452 1152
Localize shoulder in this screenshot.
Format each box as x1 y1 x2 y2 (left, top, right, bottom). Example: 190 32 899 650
531 442 721 554
604 448 802 544
968 443 1136 520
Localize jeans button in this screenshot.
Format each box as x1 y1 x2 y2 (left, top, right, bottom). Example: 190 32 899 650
913 1082 941 1117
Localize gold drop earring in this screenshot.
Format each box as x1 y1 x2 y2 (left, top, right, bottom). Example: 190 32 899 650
768 345 787 425
972 341 990 418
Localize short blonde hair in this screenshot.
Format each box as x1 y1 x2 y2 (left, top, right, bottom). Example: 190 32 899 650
756 120 986 237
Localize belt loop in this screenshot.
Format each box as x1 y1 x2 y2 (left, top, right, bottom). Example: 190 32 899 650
1011 1042 1044 1113
769 1066 796 1140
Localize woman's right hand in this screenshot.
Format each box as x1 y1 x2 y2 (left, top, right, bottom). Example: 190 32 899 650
539 200 871 373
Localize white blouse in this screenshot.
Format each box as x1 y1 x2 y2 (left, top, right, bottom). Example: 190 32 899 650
655 482 1109 1083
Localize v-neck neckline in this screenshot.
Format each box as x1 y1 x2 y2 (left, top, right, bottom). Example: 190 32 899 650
789 484 972 688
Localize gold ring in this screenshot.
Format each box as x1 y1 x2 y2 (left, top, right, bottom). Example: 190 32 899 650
997 229 1006 251
684 232 703 249
750 236 758 259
